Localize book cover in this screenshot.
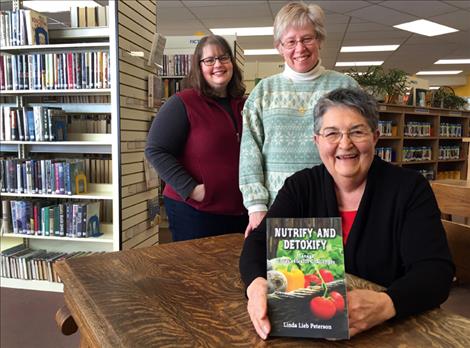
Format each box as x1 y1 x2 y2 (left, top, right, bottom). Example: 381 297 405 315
84 202 101 237
266 217 349 339
24 10 48 45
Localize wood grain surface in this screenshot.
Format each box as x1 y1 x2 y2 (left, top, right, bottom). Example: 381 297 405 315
56 234 470 348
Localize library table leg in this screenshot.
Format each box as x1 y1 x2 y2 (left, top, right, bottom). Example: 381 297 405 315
55 305 78 335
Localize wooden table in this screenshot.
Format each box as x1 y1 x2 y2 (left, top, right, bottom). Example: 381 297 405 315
56 234 470 347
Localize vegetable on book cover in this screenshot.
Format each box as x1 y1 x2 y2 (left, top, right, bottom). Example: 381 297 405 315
266 217 349 339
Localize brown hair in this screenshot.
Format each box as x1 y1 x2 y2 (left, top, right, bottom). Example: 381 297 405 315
187 35 245 98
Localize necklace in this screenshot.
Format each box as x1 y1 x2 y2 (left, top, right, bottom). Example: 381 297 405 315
288 79 315 115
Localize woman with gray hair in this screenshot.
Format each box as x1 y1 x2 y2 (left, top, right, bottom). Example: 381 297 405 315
239 88 454 339
239 2 358 237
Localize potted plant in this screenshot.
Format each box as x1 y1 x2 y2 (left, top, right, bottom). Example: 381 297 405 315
347 66 414 104
382 68 412 104
347 66 387 101
431 86 468 110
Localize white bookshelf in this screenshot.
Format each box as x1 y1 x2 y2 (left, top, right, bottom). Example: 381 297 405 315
0 277 64 292
0 42 110 54
0 1 120 292
1 0 160 292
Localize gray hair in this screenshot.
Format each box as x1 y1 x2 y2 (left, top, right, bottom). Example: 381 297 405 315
273 2 326 47
313 88 379 134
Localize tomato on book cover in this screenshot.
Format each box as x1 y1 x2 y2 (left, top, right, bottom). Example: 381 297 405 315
266 217 349 339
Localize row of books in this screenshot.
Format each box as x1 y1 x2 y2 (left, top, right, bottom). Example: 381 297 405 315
1 159 86 196
46 95 111 104
1 244 103 283
68 113 110 134
84 157 112 185
70 6 108 28
0 10 48 47
0 51 111 91
5 200 101 238
0 106 66 142
158 54 192 77
162 78 184 99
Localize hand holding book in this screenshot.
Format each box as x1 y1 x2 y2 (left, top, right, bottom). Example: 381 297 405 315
246 277 271 340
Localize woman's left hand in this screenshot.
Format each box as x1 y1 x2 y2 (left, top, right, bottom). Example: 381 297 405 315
347 289 396 337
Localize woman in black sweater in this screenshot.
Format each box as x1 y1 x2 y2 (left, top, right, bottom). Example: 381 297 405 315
239 88 454 340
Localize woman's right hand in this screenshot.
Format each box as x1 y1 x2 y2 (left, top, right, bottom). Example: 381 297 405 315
246 277 271 340
244 211 267 238
189 184 205 202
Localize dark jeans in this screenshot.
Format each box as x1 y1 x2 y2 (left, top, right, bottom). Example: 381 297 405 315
163 196 248 242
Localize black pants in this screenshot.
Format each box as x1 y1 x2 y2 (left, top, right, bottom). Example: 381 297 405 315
163 196 248 242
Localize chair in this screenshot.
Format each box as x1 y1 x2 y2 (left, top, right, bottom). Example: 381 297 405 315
431 179 470 284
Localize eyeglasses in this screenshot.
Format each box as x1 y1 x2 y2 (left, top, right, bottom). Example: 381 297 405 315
317 127 372 144
200 54 231 66
281 36 316 50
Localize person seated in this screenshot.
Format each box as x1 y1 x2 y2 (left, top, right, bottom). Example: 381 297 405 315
239 87 454 340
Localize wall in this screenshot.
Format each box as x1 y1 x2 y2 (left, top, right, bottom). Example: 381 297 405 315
117 0 159 249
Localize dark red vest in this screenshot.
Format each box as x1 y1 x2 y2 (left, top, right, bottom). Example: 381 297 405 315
163 89 246 215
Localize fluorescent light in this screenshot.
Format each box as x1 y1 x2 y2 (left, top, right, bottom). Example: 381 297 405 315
210 27 273 36
244 49 278 56
435 59 470 64
335 61 383 67
340 45 399 53
429 86 440 90
416 70 462 75
393 19 458 37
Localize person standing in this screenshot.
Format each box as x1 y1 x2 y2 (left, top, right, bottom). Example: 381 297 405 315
239 2 359 236
145 35 248 241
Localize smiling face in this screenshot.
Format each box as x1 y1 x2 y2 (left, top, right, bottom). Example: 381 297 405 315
200 44 233 97
314 106 379 185
277 23 320 73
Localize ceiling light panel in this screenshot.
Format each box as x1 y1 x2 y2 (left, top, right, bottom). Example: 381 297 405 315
434 59 470 64
210 27 273 36
393 19 458 37
335 61 384 67
340 45 399 52
244 49 278 56
416 70 462 75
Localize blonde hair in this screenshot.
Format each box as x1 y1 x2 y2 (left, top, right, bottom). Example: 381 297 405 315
273 2 326 47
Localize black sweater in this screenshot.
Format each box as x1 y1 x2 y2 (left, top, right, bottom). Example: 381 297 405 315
239 157 454 319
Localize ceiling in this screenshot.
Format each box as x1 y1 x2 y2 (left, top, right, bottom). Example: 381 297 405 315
157 0 470 86
3 0 468 86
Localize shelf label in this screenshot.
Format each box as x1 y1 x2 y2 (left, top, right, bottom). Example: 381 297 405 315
448 111 462 116
379 105 387 111
414 108 429 113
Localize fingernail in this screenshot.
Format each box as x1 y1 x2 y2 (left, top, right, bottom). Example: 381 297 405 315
262 326 269 338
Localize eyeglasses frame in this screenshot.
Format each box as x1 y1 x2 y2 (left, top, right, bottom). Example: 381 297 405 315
280 36 317 50
199 54 232 66
316 127 374 144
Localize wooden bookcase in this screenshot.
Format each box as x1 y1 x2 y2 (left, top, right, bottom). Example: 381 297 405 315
377 104 470 180
0 0 159 292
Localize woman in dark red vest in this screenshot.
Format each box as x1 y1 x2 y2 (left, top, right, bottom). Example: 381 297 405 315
145 35 248 241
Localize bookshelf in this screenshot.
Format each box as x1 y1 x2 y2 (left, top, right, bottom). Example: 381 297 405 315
0 0 159 291
377 104 470 180
159 35 245 99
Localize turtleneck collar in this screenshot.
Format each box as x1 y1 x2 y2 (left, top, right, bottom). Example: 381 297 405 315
282 59 325 82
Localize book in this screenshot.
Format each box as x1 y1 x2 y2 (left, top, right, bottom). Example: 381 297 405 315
147 74 162 108
24 10 48 45
148 33 166 68
266 217 349 339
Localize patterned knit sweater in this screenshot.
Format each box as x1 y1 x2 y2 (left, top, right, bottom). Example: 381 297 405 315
239 70 358 211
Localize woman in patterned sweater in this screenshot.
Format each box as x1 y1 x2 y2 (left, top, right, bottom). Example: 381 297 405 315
239 2 358 236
